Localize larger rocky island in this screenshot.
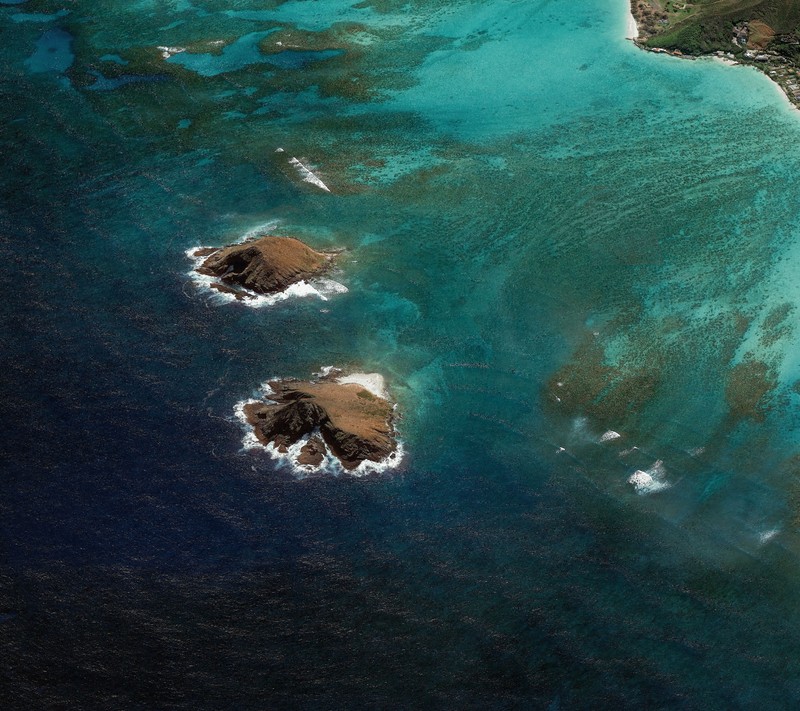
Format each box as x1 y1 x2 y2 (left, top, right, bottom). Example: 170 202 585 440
192 235 337 299
241 371 399 471
631 0 800 107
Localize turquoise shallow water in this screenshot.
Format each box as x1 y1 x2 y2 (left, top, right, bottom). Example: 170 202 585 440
4 0 800 706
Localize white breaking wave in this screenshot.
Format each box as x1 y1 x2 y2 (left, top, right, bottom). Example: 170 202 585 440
625 11 638 40
254 380 277 399
599 430 621 443
628 459 671 495
349 440 405 477
240 218 282 241
315 365 339 379
314 278 349 297
157 45 185 59
287 156 332 192
758 527 781 545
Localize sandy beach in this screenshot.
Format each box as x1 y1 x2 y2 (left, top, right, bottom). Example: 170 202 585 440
336 372 388 399
626 8 638 40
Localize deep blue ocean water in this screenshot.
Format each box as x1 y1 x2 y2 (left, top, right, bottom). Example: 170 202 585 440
4 0 800 707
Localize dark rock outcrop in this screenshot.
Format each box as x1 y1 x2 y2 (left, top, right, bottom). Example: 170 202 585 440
194 235 335 296
243 377 397 470
298 436 326 466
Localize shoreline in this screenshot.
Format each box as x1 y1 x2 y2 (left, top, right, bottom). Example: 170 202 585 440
626 1 800 113
233 372 405 478
335 372 388 399
184 229 348 308
185 246 346 308
625 8 638 41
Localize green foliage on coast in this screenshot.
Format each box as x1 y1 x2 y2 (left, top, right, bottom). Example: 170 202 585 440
636 0 800 55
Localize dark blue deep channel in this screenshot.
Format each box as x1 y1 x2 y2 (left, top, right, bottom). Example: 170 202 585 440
5 0 800 708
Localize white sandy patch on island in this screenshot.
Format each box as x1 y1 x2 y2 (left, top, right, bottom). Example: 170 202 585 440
335 372 388 399
710 56 738 67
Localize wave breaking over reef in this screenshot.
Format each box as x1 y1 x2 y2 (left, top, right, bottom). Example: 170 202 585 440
628 459 672 495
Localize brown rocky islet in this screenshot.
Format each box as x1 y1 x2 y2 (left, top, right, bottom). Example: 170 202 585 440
243 376 398 471
193 235 337 297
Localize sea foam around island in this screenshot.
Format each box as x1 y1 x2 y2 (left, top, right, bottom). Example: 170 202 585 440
184 221 347 308
232 374 404 478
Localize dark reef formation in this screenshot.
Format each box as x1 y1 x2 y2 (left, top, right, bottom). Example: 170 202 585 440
243 376 398 470
193 235 335 297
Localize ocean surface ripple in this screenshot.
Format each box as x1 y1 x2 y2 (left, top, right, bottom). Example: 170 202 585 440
3 0 800 707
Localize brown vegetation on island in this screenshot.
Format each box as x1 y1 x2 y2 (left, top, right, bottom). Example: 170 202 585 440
243 377 397 470
194 236 336 297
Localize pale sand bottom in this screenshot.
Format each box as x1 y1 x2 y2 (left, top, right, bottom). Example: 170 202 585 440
708 57 799 113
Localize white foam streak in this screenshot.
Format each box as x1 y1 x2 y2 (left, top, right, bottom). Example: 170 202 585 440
240 219 282 241
288 157 331 192
628 459 671 495
758 527 781 545
158 45 186 59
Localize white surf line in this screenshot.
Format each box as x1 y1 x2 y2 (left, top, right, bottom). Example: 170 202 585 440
288 157 332 193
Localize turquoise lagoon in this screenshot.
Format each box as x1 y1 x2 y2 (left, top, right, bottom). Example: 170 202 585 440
3 0 800 706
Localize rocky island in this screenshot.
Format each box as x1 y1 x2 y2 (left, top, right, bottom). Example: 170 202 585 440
192 235 336 299
241 370 399 471
631 0 800 107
